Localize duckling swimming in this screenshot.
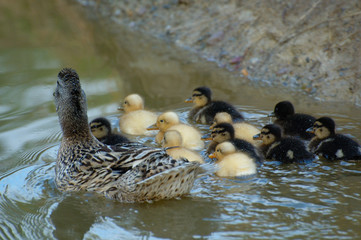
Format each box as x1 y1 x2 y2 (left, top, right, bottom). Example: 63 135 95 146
163 130 204 164
209 141 257 177
185 86 244 124
54 68 202 203
205 123 263 165
148 111 204 151
118 93 157 136
210 112 259 146
253 124 313 163
307 117 361 161
90 117 129 145
269 101 315 140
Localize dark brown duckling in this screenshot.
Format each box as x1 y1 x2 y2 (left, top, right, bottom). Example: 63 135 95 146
307 117 361 161
253 124 313 164
269 101 315 140
185 86 244 124
89 117 130 145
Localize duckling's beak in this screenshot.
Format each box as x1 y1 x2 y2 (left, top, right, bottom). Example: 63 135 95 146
306 127 314 134
147 124 159 130
268 112 275 117
201 133 212 141
208 153 217 159
185 97 193 103
253 133 261 140
118 106 124 111
210 123 216 129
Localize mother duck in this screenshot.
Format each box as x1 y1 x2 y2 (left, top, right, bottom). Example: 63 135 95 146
54 68 201 202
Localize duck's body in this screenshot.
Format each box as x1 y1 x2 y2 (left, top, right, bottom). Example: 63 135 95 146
270 101 315 140
185 86 244 124
90 117 129 145
54 68 201 203
118 94 157 136
206 123 263 165
150 112 204 151
163 130 204 164
307 117 361 161
211 112 259 145
254 124 313 163
209 141 257 177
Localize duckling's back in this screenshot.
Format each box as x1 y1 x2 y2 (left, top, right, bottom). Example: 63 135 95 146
216 153 257 177
195 101 243 124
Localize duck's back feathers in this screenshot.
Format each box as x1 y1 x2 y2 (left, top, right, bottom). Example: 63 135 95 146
275 113 315 140
265 137 313 163
231 138 264 166
195 101 244 124
312 134 361 161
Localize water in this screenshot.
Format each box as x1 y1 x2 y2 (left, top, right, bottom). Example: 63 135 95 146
1 0 361 239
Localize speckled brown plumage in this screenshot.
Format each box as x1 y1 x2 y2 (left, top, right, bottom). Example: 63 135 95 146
54 68 201 202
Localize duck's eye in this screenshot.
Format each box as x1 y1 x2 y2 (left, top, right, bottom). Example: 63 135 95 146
160 120 164 123
99 127 103 131
221 133 226 136
319 129 322 132
266 135 270 139
124 101 128 105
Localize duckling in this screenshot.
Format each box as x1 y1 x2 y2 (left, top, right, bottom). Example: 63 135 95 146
185 86 244 124
162 130 204 164
54 68 202 203
253 124 313 163
269 101 315 140
89 117 129 145
307 117 361 161
205 123 263 165
210 112 259 146
209 141 257 177
148 111 204 151
118 93 157 136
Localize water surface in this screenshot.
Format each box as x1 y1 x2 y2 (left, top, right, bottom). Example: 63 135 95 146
1 1 361 239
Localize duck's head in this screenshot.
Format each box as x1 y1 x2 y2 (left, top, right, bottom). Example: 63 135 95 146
185 86 212 107
210 123 235 143
152 111 180 131
118 94 144 113
89 117 111 139
306 117 335 140
253 124 281 145
208 141 236 160
269 101 295 119
54 68 90 139
210 112 233 129
163 130 183 148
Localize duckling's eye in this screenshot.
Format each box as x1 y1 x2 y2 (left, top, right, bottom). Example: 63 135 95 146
160 119 164 123
319 129 322 132
124 101 128 105
221 133 226 136
266 135 270 139
99 127 103 131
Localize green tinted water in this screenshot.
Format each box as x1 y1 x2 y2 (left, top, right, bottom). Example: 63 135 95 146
1 1 361 239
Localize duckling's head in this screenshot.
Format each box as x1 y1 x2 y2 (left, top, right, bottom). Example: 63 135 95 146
211 123 235 143
185 86 212 107
210 112 233 129
89 117 111 139
156 112 180 131
163 130 183 148
119 94 144 113
54 68 90 139
307 117 335 139
209 141 236 160
253 124 281 145
270 101 295 119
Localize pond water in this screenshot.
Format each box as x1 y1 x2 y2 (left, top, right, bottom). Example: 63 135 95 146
1 1 361 239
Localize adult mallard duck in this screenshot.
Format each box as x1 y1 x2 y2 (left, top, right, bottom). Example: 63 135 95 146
118 93 157 136
307 117 361 161
54 68 202 203
185 86 244 124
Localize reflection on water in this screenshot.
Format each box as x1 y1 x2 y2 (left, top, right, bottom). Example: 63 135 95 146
1 0 361 239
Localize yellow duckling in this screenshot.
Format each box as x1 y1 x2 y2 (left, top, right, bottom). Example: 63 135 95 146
118 93 157 136
210 112 259 146
209 141 257 177
148 111 204 151
54 68 202 203
163 130 204 164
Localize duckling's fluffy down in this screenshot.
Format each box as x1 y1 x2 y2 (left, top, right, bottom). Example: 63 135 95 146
120 110 157 136
216 153 257 177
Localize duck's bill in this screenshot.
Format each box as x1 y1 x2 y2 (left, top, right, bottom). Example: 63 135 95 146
201 134 212 141
184 97 193 103
253 133 261 140
147 124 159 130
306 127 314 133
208 153 217 159
268 112 275 117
